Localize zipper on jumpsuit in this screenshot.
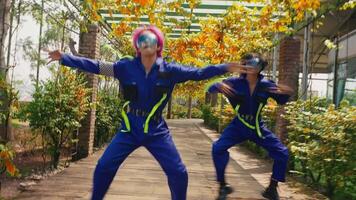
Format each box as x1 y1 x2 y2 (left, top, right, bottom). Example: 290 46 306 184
245 79 255 135
245 79 264 138
142 61 160 134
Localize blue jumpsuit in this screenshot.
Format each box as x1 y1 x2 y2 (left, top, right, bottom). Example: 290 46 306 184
60 54 229 200
208 74 290 183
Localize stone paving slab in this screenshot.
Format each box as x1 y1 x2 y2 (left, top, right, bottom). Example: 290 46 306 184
14 119 324 200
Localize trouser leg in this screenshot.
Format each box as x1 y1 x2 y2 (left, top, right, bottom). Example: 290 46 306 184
92 133 139 200
212 123 248 183
145 133 188 200
252 128 289 182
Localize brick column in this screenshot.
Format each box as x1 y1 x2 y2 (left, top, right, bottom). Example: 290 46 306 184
275 36 301 142
74 24 99 159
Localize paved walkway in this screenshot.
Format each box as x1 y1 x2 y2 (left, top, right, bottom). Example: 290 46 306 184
14 119 325 200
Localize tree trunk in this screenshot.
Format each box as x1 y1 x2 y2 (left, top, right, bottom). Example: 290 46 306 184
3 0 16 141
205 92 211 105
35 0 44 88
5 0 14 71
52 148 61 169
211 93 218 107
0 0 12 141
187 96 192 119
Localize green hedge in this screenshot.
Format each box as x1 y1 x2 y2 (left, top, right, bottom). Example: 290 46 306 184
171 104 203 119
284 99 355 199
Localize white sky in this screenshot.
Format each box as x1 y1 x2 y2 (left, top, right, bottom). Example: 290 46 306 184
7 14 51 101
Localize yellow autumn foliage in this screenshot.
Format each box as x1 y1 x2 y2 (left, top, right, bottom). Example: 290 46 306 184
80 0 328 97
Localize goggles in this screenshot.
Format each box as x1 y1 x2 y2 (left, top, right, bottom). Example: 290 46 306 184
242 57 263 71
136 32 158 49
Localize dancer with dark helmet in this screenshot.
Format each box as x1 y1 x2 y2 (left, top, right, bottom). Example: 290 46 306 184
207 53 293 200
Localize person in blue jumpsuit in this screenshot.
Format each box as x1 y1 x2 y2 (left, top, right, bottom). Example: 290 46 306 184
47 25 239 200
207 53 294 200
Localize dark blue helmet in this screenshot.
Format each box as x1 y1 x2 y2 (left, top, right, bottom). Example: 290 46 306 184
241 54 268 72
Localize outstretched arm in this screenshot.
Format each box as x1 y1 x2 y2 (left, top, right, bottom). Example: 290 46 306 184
169 63 241 83
207 78 237 97
266 82 293 105
47 50 116 77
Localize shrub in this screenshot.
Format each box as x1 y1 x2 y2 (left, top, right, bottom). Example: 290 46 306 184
171 103 203 119
94 91 122 147
284 99 356 198
19 67 91 168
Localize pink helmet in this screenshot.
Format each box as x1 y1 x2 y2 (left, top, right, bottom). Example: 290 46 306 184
132 25 165 57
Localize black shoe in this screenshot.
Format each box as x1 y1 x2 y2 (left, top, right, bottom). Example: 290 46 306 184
216 184 233 200
262 186 280 200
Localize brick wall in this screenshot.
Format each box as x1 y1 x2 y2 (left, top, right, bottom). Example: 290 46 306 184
276 36 301 142
75 24 100 159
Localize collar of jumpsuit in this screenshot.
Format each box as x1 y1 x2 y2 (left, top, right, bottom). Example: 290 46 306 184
234 74 266 114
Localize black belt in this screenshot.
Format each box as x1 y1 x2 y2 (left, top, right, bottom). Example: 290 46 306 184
128 108 162 122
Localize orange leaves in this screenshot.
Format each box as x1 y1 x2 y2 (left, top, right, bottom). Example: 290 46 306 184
5 160 16 176
167 1 184 10
81 0 322 62
0 148 11 161
75 88 86 102
258 3 276 29
90 10 102 21
291 0 321 21
83 0 102 21
187 0 201 9
133 0 154 7
112 22 132 37
87 0 98 10
80 0 326 98
0 144 18 177
119 7 131 15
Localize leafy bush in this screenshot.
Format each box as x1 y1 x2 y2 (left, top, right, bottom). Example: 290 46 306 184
261 99 278 132
200 104 220 131
0 101 4 126
191 107 203 118
0 77 19 140
343 90 356 106
19 67 91 168
171 103 202 119
284 99 356 199
171 104 187 119
94 91 122 147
